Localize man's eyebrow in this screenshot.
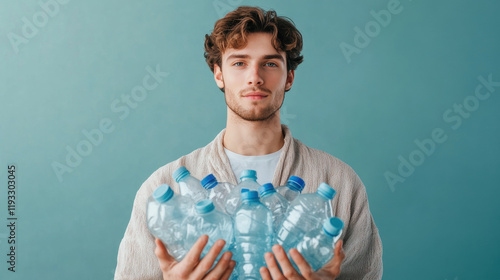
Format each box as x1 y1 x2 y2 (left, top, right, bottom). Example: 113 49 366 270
263 54 285 62
225 54 285 62
225 54 249 62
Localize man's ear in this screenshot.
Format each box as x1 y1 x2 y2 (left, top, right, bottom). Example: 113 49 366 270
214 64 225 89
285 69 295 92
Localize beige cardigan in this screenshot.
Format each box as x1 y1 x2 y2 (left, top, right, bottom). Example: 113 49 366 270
115 125 383 279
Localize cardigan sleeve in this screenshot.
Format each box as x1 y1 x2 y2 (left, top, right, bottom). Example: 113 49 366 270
114 172 167 280
114 146 216 280
335 172 383 280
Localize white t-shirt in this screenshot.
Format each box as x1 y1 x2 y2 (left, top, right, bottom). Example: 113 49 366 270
224 147 282 185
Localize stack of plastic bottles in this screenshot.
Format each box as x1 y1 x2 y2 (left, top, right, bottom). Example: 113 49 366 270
146 166 344 276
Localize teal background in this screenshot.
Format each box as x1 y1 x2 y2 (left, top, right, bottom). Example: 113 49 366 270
1 0 499 279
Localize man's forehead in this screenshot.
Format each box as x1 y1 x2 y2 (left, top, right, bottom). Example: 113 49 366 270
222 32 286 62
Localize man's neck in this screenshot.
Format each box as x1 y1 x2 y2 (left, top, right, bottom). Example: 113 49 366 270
223 111 284 156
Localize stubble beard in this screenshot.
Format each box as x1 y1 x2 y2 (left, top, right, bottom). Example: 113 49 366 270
224 86 285 122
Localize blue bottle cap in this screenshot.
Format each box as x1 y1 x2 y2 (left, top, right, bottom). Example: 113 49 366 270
288 176 305 192
241 188 249 193
259 183 276 196
173 166 190 182
323 217 344 237
240 169 257 180
195 199 215 214
317 183 336 200
201 174 217 190
241 190 259 201
153 184 174 203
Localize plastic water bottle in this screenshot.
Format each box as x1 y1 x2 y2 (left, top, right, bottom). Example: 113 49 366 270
238 170 260 191
276 176 305 202
183 199 233 259
276 182 336 253
259 183 289 232
233 190 273 280
146 184 192 261
225 170 260 216
296 217 344 271
201 174 234 214
172 166 207 203
225 187 241 217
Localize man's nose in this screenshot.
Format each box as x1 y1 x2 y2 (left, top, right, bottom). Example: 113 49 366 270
247 64 264 86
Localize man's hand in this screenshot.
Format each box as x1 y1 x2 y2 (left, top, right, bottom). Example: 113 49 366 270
154 236 236 280
260 240 345 280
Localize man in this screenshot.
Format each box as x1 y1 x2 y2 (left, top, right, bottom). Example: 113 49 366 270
115 6 383 280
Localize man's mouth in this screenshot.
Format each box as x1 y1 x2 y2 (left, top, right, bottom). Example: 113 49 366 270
242 91 269 100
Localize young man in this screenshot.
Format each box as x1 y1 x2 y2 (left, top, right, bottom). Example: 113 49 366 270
115 6 383 280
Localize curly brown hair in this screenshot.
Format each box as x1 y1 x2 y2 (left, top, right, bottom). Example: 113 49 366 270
204 6 304 73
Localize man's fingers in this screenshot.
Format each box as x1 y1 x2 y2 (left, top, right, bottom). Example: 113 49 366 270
289 248 313 278
335 240 345 258
221 260 237 280
272 245 301 279
191 238 226 279
263 251 284 279
331 240 345 275
178 234 209 271
321 240 345 277
206 251 233 279
260 264 273 280
154 238 176 272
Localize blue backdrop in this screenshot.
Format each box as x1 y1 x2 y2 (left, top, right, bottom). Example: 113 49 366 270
1 0 499 279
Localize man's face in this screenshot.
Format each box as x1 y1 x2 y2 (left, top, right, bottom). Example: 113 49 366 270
214 32 295 122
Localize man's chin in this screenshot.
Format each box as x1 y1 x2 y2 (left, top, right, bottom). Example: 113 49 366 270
238 111 278 122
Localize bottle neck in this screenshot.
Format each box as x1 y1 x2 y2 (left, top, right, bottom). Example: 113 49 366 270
197 210 215 216
323 228 342 239
179 174 191 182
241 177 256 182
261 190 275 197
242 198 259 204
317 192 332 201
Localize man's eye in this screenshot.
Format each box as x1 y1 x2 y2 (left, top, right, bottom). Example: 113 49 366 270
266 62 278 67
233 62 244 66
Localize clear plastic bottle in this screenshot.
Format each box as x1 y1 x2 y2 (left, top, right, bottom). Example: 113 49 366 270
172 166 207 204
233 190 273 280
296 217 344 271
146 184 192 261
201 174 234 214
183 199 233 260
225 170 260 216
276 176 305 202
276 182 336 254
259 183 289 232
238 169 260 191
225 187 241 217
